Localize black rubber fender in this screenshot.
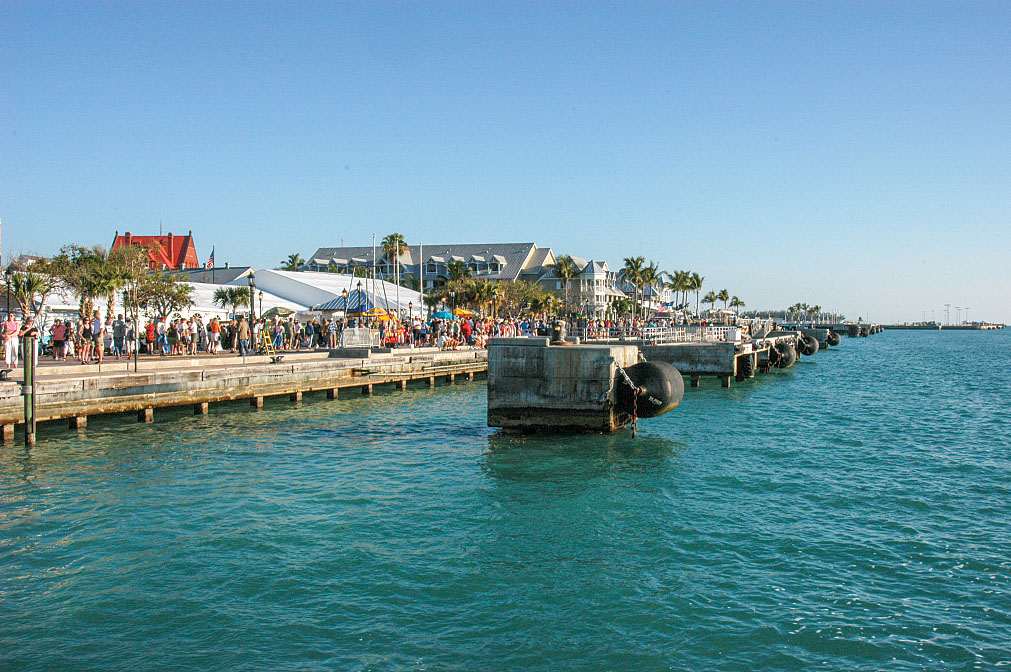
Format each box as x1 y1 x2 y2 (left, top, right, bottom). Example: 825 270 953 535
827 330 841 347
799 334 819 356
738 353 755 379
775 342 797 368
615 361 684 418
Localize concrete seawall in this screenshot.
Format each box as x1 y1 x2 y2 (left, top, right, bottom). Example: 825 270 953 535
0 348 487 439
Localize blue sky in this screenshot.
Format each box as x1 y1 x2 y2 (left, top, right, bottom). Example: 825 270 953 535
2 1 1009 323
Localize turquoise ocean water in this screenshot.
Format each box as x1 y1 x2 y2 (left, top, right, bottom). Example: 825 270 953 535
2 330 1009 670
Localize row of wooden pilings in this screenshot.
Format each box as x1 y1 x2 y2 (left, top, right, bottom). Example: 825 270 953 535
8 359 480 446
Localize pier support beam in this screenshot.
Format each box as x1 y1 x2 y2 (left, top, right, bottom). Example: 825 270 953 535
427 376 435 388
326 388 338 400
720 375 732 389
466 372 474 382
396 379 407 390
447 373 455 384
250 396 263 410
690 375 701 388
138 408 154 423
70 415 87 429
289 390 302 403
194 402 208 415
1 423 13 443
361 384 373 395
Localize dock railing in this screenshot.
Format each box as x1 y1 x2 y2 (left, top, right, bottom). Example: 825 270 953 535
571 325 743 344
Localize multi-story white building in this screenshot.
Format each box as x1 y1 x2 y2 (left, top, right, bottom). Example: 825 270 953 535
540 258 626 318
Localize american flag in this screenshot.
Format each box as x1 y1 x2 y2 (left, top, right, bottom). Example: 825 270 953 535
204 246 214 270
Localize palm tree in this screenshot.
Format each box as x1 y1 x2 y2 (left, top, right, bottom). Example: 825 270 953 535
717 288 729 311
638 261 662 315
469 279 496 315
282 253 305 271
702 290 718 314
730 296 744 316
554 255 580 312
446 260 471 282
213 286 250 317
691 272 704 315
619 256 646 318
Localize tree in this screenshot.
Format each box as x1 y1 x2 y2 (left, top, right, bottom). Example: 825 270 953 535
446 259 471 282
469 279 497 315
619 256 646 319
212 286 250 318
282 253 305 271
730 296 744 315
640 261 662 314
7 262 58 320
381 233 408 310
717 288 729 311
140 272 195 320
691 272 704 315
702 290 718 313
49 244 124 319
554 256 580 311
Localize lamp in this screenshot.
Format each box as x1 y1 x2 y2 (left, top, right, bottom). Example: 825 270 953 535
248 271 256 322
342 287 348 311
258 290 263 317
357 281 363 318
3 266 11 318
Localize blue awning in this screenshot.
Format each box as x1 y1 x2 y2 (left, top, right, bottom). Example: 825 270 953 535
313 293 374 312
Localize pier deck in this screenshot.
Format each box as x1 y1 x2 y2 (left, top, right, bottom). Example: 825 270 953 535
0 348 488 440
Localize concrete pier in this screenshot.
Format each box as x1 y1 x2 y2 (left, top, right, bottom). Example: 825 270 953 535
487 338 639 432
0 348 487 439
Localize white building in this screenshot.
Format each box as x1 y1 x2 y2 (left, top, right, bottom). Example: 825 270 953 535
540 258 626 318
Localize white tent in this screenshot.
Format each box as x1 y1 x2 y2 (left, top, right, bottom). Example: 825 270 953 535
234 269 422 315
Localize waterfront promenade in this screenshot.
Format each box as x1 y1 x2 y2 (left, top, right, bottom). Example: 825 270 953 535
0 347 488 441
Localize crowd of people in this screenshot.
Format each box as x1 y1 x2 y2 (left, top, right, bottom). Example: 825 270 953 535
0 310 584 367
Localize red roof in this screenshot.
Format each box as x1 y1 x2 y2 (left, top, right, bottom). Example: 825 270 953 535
111 231 200 270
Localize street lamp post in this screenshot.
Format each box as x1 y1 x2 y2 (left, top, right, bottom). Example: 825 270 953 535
258 290 263 317
342 288 348 316
248 271 256 323
408 301 413 320
3 266 11 317
450 290 456 312
356 281 363 324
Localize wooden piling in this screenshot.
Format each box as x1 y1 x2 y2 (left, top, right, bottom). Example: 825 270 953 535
194 402 208 415
250 396 263 410
396 379 407 390
427 376 436 387
361 384 373 395
326 388 338 400
70 415 87 429
23 335 36 447
138 407 154 423
690 375 701 388
1 423 13 443
289 390 302 403
720 375 732 389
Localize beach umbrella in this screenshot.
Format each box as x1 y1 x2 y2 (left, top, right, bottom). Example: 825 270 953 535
453 307 474 317
431 310 456 320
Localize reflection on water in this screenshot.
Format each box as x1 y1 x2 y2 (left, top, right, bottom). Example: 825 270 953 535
483 429 683 482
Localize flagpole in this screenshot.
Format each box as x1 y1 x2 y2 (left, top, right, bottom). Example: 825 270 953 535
419 241 423 319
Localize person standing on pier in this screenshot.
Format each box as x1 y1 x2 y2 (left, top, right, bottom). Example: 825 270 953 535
236 316 250 356
91 311 106 364
112 314 126 360
3 313 20 369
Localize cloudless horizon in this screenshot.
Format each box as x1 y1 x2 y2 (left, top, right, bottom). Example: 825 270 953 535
3 1 1009 323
